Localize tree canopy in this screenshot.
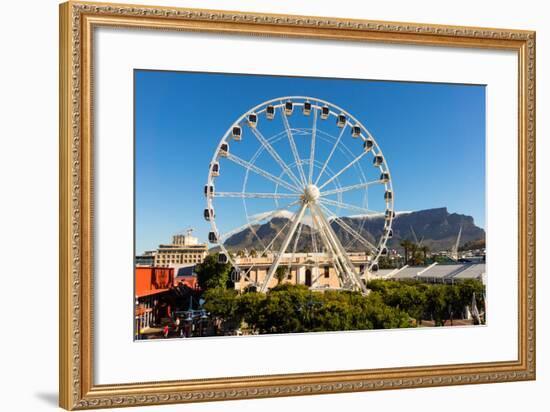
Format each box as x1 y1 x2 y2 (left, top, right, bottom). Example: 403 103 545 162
197 263 485 335
369 278 485 326
195 253 232 290
203 283 415 335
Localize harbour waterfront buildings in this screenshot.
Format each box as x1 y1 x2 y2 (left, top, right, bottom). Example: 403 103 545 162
136 230 208 268
154 230 208 266
232 252 371 291
231 252 485 291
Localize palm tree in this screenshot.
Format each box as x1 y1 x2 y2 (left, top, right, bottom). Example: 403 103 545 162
400 239 412 266
409 243 418 265
421 245 430 265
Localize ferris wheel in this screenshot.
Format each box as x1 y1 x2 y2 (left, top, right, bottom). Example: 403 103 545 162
204 96 394 294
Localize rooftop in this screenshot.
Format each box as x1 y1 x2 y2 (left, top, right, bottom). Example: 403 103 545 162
387 263 486 284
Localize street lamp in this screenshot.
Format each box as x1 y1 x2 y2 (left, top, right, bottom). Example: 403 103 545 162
200 309 208 337
183 294 194 337
152 299 158 326
184 310 193 338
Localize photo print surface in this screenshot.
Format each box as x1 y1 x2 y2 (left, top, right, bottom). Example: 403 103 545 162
134 70 486 340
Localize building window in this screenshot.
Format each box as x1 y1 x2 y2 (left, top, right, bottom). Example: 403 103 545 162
324 266 330 278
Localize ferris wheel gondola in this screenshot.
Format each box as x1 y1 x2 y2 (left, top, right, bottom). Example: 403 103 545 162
303 101 312 116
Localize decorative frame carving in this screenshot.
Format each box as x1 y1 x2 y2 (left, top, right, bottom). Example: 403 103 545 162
59 1 536 409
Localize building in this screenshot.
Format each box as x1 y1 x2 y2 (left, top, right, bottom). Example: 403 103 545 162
172 263 200 289
136 250 156 266
230 253 486 292
153 229 208 267
232 252 371 291
384 262 486 285
135 266 175 338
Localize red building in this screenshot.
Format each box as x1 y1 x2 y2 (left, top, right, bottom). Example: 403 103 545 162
174 276 199 289
135 267 174 338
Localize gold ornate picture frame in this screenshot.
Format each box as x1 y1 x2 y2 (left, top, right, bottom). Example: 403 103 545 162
59 1 536 409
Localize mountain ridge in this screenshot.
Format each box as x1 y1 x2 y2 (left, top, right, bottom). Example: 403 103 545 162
222 207 485 253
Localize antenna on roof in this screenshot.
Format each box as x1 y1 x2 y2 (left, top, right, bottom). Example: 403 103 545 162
175 226 193 235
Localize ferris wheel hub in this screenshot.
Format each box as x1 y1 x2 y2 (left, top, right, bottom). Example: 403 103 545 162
303 184 321 203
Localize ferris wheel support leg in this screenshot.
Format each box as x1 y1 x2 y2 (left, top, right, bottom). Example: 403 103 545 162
286 222 304 275
311 204 368 294
330 255 348 289
309 208 347 289
317 202 379 254
310 206 348 284
308 210 334 289
259 203 308 293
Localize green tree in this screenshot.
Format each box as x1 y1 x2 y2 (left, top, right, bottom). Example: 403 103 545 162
237 291 266 334
425 285 448 326
368 301 411 329
203 287 241 334
198 281 489 336
445 284 462 324
420 245 430 265
400 239 412 265
195 253 232 290
369 278 486 326
456 279 485 321
237 285 414 334
312 300 355 331
409 243 419 265
378 256 397 269
256 285 309 333
368 279 427 324
275 266 288 285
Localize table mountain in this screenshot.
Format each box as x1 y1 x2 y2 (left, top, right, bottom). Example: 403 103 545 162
222 207 485 253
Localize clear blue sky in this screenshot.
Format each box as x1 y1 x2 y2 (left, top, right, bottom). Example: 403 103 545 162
135 70 485 254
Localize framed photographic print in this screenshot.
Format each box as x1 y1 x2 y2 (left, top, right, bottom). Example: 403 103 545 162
59 1 536 409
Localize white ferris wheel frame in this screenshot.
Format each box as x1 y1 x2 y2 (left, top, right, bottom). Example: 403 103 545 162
205 96 394 294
